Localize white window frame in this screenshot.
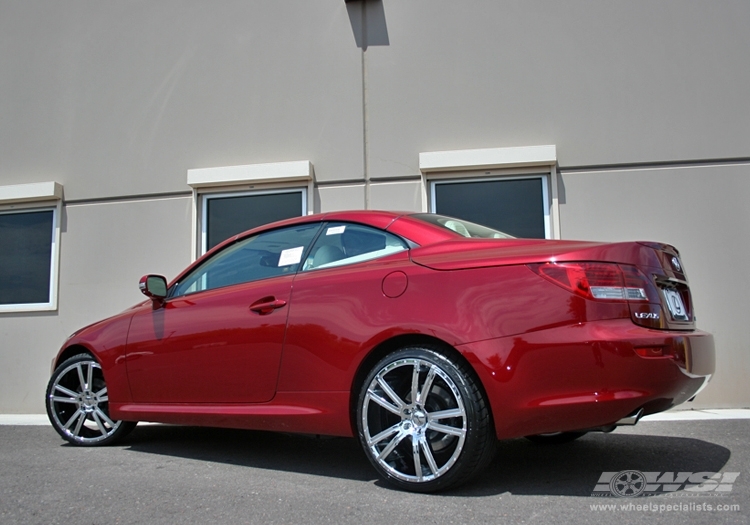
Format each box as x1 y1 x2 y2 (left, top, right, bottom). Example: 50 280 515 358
0 182 63 313
419 146 560 239
429 171 552 239
187 161 314 259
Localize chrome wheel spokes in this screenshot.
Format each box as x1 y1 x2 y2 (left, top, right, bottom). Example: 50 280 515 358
47 359 122 444
362 358 467 483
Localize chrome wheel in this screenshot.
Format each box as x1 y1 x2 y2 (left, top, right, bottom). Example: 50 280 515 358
46 354 135 446
357 347 494 492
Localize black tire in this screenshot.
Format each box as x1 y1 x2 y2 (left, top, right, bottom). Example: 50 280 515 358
46 353 136 446
524 431 587 445
356 346 495 492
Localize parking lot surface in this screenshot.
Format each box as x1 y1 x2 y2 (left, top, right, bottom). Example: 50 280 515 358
1 418 747 525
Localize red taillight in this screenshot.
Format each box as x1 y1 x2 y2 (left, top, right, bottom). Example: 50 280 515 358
528 262 651 302
529 262 666 329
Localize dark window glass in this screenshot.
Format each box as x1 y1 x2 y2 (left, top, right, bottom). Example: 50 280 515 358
0 210 54 305
206 191 303 251
172 223 320 297
434 178 546 239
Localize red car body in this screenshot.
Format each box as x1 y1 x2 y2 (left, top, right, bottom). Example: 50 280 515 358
47 210 715 491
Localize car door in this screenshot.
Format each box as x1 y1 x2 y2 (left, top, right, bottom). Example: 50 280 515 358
125 222 321 404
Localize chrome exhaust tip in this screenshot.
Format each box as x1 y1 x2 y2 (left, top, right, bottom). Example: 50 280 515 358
615 408 644 426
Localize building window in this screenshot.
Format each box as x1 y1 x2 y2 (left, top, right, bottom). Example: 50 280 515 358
431 176 549 239
202 188 306 252
420 145 559 239
187 160 315 257
0 182 63 312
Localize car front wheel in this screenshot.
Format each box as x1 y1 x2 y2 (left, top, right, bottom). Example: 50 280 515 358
46 354 136 446
356 346 495 492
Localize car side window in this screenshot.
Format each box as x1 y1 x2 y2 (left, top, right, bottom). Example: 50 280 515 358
302 223 408 271
170 223 320 297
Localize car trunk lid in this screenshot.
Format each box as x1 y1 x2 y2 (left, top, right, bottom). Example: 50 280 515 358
410 238 695 330
409 238 664 270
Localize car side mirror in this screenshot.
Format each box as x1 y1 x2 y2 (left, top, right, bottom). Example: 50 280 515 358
139 274 168 307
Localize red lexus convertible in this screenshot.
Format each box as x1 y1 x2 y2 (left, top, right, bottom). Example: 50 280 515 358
46 211 715 492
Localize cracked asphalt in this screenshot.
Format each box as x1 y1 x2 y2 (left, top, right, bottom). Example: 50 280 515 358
0 419 747 524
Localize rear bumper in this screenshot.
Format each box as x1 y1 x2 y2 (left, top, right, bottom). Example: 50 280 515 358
458 320 715 439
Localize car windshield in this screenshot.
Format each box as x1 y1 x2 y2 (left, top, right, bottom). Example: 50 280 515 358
410 213 515 239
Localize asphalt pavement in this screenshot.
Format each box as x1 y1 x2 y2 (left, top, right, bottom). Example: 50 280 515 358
0 417 747 525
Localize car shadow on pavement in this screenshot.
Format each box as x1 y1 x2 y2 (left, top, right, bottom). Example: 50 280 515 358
123 425 376 482
456 432 731 497
122 425 731 497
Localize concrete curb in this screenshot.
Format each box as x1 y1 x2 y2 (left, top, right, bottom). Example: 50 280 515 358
0 415 50 425
2 408 749 426
641 408 750 421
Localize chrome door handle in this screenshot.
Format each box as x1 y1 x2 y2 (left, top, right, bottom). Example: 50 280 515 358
249 298 287 315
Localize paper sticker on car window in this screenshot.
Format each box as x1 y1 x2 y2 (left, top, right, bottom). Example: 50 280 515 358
278 246 304 266
326 226 346 235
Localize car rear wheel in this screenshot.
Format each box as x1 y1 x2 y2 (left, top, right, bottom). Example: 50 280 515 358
524 431 587 444
357 346 495 492
46 354 136 446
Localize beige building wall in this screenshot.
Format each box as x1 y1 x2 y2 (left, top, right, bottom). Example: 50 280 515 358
370 181 423 212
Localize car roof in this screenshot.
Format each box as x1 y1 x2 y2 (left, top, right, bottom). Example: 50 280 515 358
243 210 413 234
319 210 409 229
203 210 457 259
